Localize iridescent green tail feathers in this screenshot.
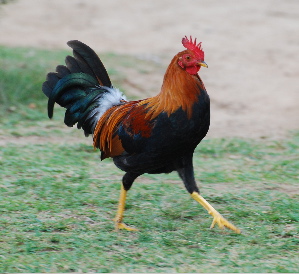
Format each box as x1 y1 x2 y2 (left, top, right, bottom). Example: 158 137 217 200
42 40 126 137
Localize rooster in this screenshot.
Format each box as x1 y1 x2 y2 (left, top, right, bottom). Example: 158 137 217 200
42 36 241 233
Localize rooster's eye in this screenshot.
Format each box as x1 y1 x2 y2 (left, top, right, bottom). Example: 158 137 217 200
186 56 191 61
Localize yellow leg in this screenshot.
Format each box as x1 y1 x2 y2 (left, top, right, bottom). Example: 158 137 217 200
191 192 241 234
114 185 138 231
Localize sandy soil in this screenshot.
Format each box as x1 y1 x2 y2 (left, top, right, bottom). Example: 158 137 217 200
0 0 298 140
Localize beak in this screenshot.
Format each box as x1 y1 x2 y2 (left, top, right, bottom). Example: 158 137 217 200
198 61 208 68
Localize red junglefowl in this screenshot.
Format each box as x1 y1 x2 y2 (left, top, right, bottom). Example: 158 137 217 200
42 36 241 233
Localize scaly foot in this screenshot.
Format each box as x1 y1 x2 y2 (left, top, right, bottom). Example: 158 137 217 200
115 221 138 231
113 185 138 231
209 210 241 233
191 192 241 234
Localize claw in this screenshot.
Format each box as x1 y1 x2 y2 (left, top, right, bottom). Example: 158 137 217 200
209 211 241 233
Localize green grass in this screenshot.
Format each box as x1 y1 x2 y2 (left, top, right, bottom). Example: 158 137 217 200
0 0 15 4
1 135 299 272
0 46 66 106
0 45 299 272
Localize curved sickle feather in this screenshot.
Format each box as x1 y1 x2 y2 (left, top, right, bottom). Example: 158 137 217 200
48 73 97 118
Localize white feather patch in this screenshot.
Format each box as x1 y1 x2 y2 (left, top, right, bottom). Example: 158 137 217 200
92 86 127 131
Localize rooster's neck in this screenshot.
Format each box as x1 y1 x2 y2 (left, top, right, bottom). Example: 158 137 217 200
142 59 205 119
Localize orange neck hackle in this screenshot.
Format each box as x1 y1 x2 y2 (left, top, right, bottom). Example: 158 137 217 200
140 52 204 120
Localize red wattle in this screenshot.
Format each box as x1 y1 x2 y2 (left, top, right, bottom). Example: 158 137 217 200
186 66 200 75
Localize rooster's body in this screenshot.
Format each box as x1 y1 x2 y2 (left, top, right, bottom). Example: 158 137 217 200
43 37 240 233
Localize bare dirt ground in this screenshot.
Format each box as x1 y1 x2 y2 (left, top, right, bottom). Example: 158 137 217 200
0 0 299 140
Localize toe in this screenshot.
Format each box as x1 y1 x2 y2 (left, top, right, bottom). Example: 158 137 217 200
116 222 138 231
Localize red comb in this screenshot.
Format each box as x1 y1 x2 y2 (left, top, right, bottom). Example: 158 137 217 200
182 36 204 60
